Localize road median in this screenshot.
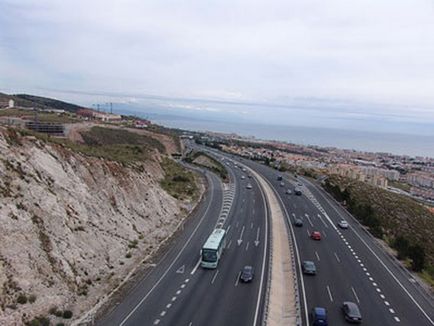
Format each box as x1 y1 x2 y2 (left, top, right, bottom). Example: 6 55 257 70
249 168 299 326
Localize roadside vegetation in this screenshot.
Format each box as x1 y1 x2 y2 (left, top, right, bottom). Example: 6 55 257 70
160 157 199 200
323 175 434 286
185 151 228 181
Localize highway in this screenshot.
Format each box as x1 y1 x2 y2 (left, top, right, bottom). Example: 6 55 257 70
97 159 270 326
220 150 434 326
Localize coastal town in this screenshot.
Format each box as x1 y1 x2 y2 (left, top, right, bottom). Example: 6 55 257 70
195 131 434 205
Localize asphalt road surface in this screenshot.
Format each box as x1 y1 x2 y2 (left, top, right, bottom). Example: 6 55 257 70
98 159 270 326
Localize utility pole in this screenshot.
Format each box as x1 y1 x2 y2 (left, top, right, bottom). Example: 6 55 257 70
110 102 113 114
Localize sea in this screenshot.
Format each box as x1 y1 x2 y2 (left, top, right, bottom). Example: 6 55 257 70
147 115 434 158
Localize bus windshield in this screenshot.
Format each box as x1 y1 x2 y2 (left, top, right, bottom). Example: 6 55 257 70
202 249 217 262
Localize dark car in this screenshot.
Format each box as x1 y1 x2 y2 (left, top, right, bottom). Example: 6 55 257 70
342 301 362 323
294 219 303 227
240 265 254 282
302 261 317 275
312 307 328 326
294 187 302 195
277 175 283 181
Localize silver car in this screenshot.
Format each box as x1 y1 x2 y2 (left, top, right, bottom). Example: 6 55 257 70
338 220 349 229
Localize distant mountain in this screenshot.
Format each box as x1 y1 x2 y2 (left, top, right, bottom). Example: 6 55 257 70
13 94 86 112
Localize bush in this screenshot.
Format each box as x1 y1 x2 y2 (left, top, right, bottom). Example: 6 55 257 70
409 245 425 272
28 294 37 303
62 310 73 319
28 316 50 326
125 252 132 258
17 293 28 304
48 306 58 315
393 236 410 260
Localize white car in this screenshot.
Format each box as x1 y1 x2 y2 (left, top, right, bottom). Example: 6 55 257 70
246 183 253 189
241 175 246 180
338 220 349 229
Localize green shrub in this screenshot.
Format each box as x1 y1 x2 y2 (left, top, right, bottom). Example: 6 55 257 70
28 316 50 326
17 293 28 304
28 294 37 303
62 310 73 319
125 252 132 258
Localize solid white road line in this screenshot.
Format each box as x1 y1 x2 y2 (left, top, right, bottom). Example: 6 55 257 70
249 168 269 326
267 179 309 326
302 178 434 325
119 176 218 326
315 251 320 261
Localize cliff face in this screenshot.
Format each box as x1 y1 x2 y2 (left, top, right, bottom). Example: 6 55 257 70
0 128 194 325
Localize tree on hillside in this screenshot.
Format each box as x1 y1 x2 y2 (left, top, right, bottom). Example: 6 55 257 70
409 245 425 272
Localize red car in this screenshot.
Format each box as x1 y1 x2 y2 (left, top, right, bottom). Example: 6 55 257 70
311 231 321 240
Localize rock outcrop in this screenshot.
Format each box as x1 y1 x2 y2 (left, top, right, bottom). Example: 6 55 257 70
0 127 197 325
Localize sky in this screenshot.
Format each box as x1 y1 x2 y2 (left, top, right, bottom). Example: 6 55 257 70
1 0 434 134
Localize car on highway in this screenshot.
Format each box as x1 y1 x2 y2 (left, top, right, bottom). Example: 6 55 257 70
242 168 247 172
311 231 322 240
312 307 328 326
294 219 303 227
241 175 246 180
279 182 285 187
240 265 254 282
277 175 283 181
294 187 302 195
297 182 303 186
338 220 349 229
247 174 252 178
342 301 362 323
286 189 292 194
246 183 253 189
302 261 316 275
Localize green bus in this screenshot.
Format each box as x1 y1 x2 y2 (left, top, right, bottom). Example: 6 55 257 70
201 228 226 269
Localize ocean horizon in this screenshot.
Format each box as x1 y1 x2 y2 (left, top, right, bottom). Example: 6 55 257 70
147 114 434 158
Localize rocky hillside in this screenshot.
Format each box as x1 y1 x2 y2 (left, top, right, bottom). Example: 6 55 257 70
0 127 202 325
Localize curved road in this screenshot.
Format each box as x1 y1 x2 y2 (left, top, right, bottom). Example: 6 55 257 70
98 159 270 326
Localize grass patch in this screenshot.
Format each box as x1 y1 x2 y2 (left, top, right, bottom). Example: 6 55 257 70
389 180 411 192
419 265 434 288
160 157 198 200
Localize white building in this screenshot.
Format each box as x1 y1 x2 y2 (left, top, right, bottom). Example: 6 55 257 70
8 99 14 108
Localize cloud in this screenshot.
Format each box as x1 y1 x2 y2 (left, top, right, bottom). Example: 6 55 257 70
1 0 434 122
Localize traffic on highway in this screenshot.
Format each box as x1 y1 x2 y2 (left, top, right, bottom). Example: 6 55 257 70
98 143 434 326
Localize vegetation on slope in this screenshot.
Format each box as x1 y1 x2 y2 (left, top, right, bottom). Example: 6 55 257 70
185 151 228 181
160 157 199 201
14 94 85 113
323 175 434 284
27 126 166 165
